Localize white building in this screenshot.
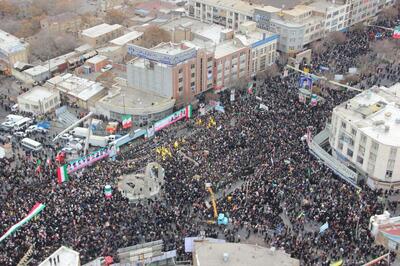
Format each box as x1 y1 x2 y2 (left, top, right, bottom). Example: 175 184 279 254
17 86 60 114
329 83 400 190
39 246 80 266
46 74 107 109
0 29 29 69
81 23 124 47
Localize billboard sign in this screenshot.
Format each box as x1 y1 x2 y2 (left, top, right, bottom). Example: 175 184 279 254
128 44 197 65
154 105 192 132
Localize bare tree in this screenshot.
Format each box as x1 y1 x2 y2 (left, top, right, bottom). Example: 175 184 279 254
28 30 80 61
378 7 399 22
325 31 347 46
105 9 127 25
141 25 171 48
0 0 17 17
311 41 327 56
351 23 365 33
258 63 280 79
371 39 399 62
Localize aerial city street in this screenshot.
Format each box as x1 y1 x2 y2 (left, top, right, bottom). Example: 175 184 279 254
0 0 400 265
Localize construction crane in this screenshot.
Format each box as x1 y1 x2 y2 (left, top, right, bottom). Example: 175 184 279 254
53 112 94 155
205 183 228 225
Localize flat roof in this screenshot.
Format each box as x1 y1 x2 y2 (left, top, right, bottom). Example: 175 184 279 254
109 31 144 46
194 0 255 15
334 83 400 147
86 55 108 64
98 84 175 115
47 73 105 101
39 246 80 266
283 5 314 17
214 41 243 59
0 29 28 55
23 65 49 76
308 0 347 12
82 23 123 38
194 242 299 266
18 86 57 102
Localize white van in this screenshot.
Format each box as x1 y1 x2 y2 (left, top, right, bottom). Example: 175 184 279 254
6 115 24 123
21 138 43 151
13 118 33 131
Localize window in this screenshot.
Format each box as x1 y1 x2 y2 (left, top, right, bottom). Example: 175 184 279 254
178 78 183 83
387 159 395 170
351 128 357 136
178 87 183 92
341 121 346 129
207 57 213 62
371 141 379 151
386 170 393 178
191 73 195 77
369 153 377 162
358 146 365 156
357 156 363 164
338 141 344 151
191 64 195 69
178 68 183 73
360 134 367 144
390 147 397 159
191 82 195 87
347 148 353 157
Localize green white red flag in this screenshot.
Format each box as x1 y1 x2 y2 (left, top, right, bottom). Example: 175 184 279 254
57 165 69 184
393 26 400 39
122 114 132 129
0 203 45 243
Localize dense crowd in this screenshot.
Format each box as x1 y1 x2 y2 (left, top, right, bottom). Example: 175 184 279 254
0 14 400 266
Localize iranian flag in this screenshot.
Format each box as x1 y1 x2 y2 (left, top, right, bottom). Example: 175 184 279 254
122 114 132 129
393 26 400 39
185 105 193 119
57 165 69 184
35 159 41 174
0 203 45 243
247 82 254 94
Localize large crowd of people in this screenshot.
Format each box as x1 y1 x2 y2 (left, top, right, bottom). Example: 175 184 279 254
0 13 399 266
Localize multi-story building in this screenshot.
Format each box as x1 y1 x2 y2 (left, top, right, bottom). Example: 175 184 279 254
127 42 214 106
190 0 394 54
40 12 82 34
329 83 400 190
81 23 124 47
188 0 254 30
0 29 29 70
97 0 125 13
160 18 277 89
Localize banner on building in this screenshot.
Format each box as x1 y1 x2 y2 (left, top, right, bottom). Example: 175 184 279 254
154 105 192 132
299 75 313 89
127 44 197 65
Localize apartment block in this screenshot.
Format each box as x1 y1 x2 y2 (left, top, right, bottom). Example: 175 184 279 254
81 23 124 47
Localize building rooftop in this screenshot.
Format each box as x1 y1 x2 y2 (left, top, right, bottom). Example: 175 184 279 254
98 81 175 115
193 242 299 266
82 23 123 38
39 246 80 266
334 83 400 147
23 65 49 76
214 41 244 59
47 73 105 101
0 29 28 55
18 86 57 102
86 55 108 65
308 0 347 13
282 5 314 18
109 31 144 46
195 0 255 15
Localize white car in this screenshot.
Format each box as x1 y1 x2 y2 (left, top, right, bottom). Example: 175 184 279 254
25 125 38 133
14 131 27 138
60 133 73 141
61 147 75 153
36 127 48 134
101 64 113 72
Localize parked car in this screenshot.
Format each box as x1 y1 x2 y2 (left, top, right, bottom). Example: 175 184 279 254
60 133 73 141
25 125 38 133
101 64 113 72
11 104 19 112
61 147 75 153
14 131 27 138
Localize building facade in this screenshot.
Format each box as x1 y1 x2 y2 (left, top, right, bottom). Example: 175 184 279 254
188 0 254 30
329 84 400 189
81 23 124 47
17 86 60 114
0 29 29 69
190 0 395 54
127 42 214 106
